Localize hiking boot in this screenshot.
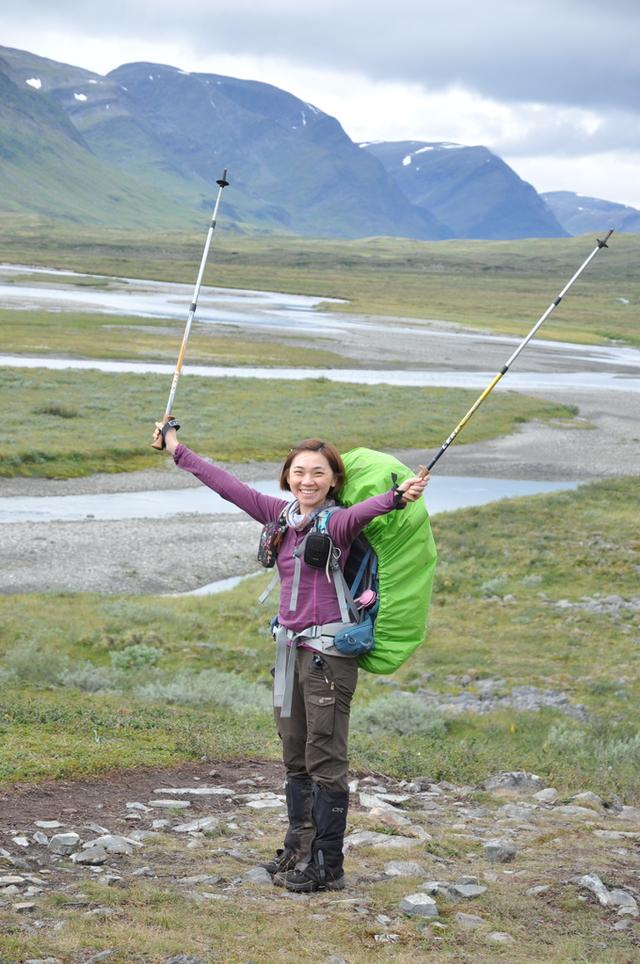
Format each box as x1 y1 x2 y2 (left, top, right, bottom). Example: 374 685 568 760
263 847 299 877
274 857 345 893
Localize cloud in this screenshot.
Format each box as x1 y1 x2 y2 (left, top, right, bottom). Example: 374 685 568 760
6 0 640 112
3 0 639 205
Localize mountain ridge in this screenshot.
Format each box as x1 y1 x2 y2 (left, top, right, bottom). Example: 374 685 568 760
0 44 634 240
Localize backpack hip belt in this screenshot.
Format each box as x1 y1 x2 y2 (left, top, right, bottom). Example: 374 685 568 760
273 621 355 719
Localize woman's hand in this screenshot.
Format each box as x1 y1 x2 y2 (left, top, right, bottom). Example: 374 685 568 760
397 467 430 503
153 420 179 455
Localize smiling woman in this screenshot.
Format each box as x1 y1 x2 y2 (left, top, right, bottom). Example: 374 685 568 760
152 417 428 893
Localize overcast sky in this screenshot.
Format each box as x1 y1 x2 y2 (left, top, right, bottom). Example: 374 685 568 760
4 0 640 207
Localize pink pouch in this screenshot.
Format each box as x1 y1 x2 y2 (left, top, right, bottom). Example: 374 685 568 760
355 589 377 609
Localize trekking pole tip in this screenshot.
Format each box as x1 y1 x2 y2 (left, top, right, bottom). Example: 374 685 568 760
216 169 230 188
597 228 614 248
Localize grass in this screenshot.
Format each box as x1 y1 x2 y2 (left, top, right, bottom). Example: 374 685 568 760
1 218 638 346
0 306 350 368
2 368 576 478
0 477 638 799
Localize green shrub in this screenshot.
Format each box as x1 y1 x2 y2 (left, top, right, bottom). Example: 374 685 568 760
352 692 447 738
110 644 163 670
135 668 272 715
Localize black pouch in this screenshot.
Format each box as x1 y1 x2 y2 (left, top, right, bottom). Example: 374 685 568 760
304 531 333 569
257 520 285 568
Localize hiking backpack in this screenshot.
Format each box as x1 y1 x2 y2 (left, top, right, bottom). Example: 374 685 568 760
338 447 437 674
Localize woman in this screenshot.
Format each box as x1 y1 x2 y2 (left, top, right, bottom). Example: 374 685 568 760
154 419 428 893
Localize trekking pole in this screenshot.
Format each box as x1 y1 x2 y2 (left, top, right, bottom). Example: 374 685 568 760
426 230 614 471
152 169 230 449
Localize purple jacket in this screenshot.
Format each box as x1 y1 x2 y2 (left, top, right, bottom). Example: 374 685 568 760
174 444 400 632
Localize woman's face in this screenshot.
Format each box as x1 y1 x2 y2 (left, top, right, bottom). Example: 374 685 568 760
287 449 337 513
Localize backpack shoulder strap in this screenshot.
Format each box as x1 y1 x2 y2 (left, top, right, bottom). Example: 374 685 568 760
314 506 340 534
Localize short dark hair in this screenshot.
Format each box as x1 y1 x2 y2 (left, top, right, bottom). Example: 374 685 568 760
279 439 346 496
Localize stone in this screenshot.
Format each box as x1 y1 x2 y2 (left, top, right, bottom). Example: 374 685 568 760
384 860 426 877
407 825 433 841
343 830 419 850
48 833 80 856
148 799 191 809
484 771 546 794
126 802 151 811
0 875 25 886
497 803 537 821
617 806 640 821
173 817 219 834
487 931 516 944
83 835 142 855
400 893 439 917
572 791 604 808
34 821 64 830
104 876 124 887
33 832 49 846
454 912 484 929
153 786 234 797
13 902 36 912
12 836 30 848
360 791 399 810
245 798 286 810
484 838 517 863
555 805 598 819
369 807 410 828
131 867 157 878
421 880 459 901
84 823 110 835
534 788 559 803
152 820 171 830
128 831 159 843
180 874 220 886
526 884 551 897
453 883 487 899
71 847 108 866
164 956 206 964
244 866 273 885
572 874 639 915
593 829 640 840
606 890 639 916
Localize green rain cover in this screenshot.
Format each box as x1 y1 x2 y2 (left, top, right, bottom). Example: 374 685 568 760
339 448 437 674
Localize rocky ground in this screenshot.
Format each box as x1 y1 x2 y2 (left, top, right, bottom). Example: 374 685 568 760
1 764 639 962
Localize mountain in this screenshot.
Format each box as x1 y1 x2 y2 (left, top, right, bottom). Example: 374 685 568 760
0 49 202 228
361 141 568 240
541 191 640 235
0 46 447 239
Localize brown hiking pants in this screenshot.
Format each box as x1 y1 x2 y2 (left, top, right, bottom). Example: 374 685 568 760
274 647 358 794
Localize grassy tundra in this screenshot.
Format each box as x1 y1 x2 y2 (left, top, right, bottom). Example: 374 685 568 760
2 369 577 478
1 217 638 346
